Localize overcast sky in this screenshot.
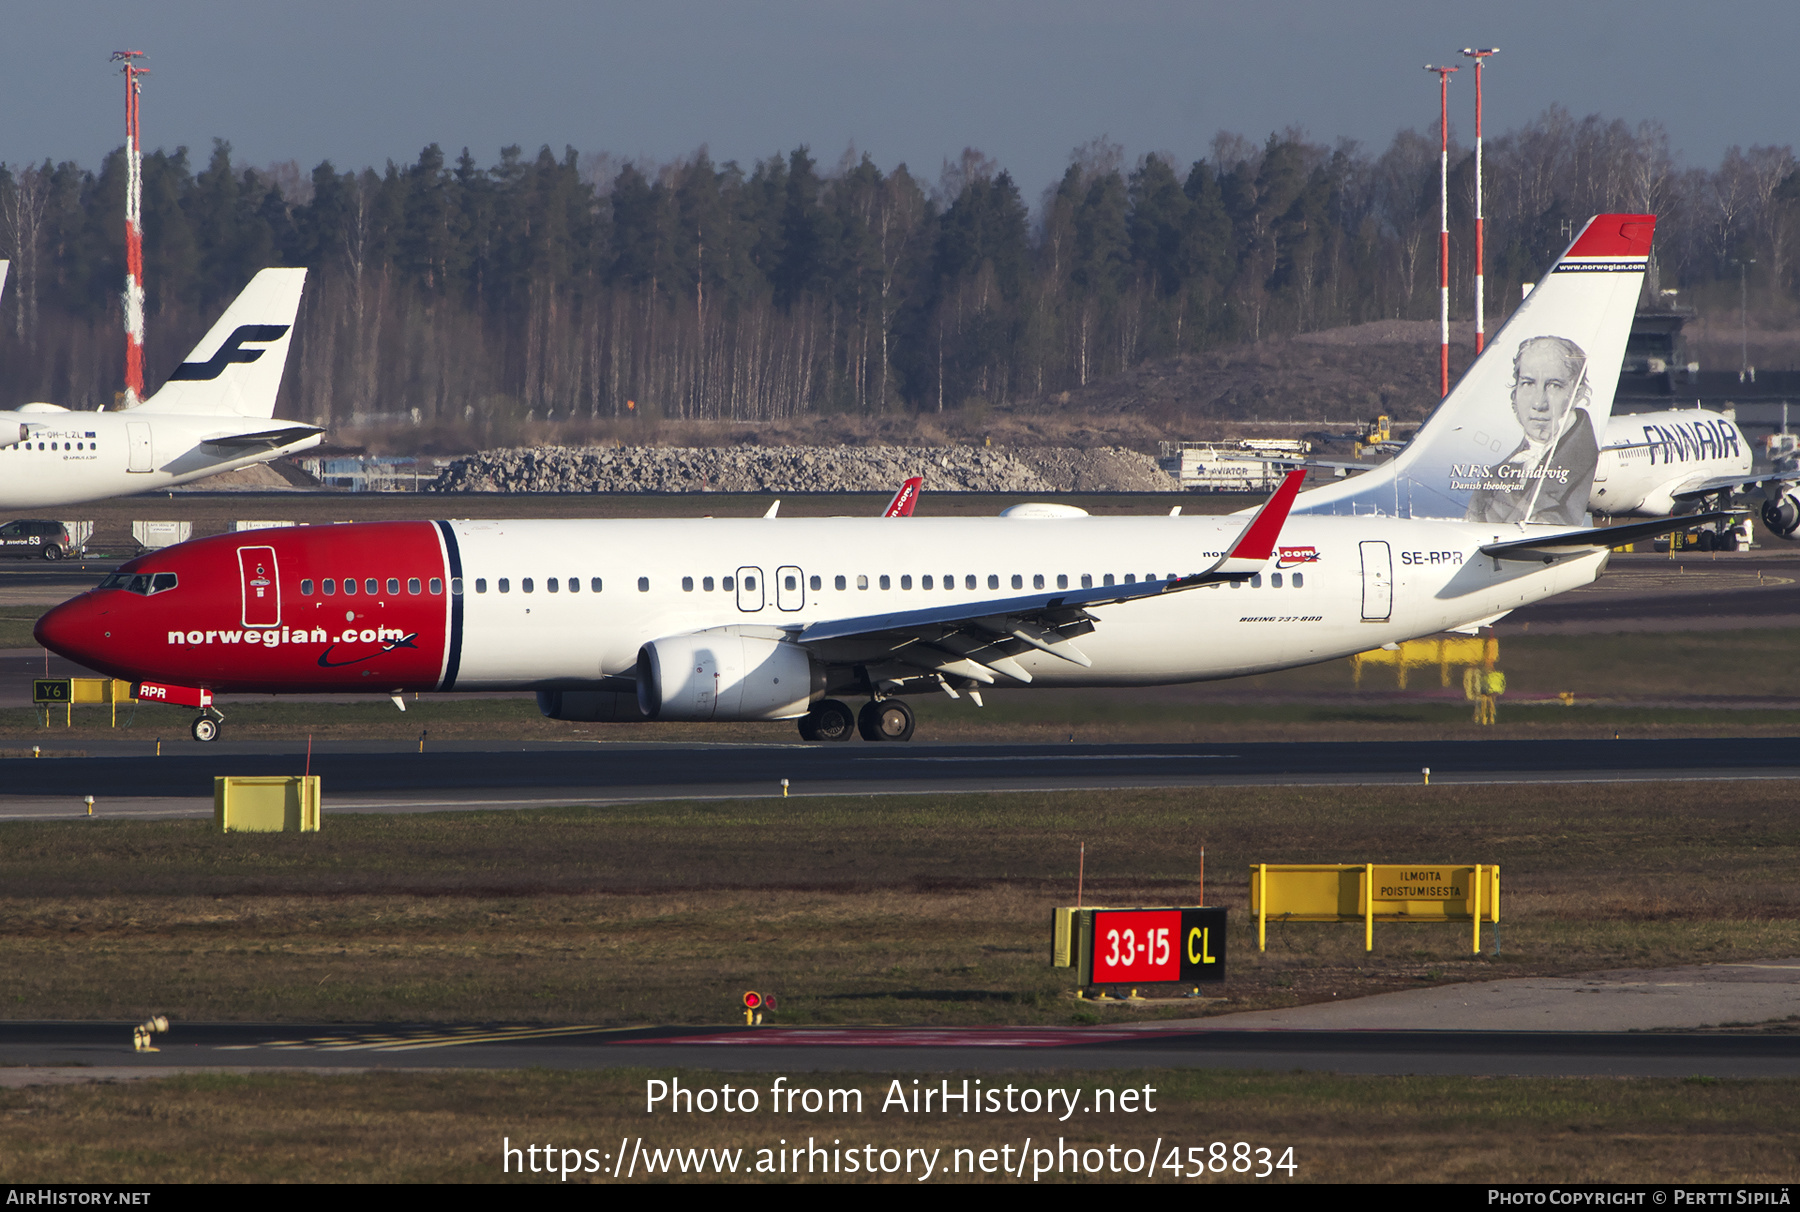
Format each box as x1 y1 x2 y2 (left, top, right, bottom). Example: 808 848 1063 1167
4 1 1793 198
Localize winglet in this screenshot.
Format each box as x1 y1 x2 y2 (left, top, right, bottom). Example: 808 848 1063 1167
1207 469 1307 575
883 476 923 517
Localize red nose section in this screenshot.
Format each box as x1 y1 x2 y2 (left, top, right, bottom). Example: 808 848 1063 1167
33 595 100 666
36 522 454 694
35 579 128 677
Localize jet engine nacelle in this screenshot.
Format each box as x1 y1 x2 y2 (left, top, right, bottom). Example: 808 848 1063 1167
535 689 641 722
636 631 822 721
1763 491 1800 539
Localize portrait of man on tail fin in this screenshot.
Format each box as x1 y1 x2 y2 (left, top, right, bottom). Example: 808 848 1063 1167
1465 335 1599 526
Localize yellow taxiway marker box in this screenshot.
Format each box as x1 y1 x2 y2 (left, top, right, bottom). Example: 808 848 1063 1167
214 776 321 832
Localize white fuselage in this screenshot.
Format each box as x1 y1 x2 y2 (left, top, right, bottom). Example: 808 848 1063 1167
438 514 1603 691
0 407 320 509
1593 409 1752 515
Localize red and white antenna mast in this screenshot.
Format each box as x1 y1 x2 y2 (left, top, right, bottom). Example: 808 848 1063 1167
111 50 149 408
1462 48 1498 354
1425 64 1457 397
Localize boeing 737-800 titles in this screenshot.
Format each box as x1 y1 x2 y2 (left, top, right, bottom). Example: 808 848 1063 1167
0 268 318 509
37 215 1717 743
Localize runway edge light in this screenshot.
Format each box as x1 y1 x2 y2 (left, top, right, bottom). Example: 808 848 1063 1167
131 1015 169 1052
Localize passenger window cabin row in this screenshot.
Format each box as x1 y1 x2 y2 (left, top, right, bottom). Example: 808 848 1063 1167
300 577 443 596
463 571 1308 594
293 570 1310 600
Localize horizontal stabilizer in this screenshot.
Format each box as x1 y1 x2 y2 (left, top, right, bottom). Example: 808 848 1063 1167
1480 512 1736 561
200 424 324 449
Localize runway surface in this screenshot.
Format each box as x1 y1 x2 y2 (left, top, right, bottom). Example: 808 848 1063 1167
2 735 1799 820
4 1021 1796 1079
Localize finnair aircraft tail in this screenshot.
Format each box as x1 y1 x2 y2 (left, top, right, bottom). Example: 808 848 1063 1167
134 268 306 418
1296 214 1654 525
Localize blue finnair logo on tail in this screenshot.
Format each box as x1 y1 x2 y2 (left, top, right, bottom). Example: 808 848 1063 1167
168 324 291 381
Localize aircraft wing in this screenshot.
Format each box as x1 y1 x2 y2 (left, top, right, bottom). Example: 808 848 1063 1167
795 470 1306 684
199 424 326 450
1669 473 1771 502
1479 511 1737 562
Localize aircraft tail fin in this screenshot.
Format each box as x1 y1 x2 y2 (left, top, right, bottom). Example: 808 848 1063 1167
1295 214 1654 525
135 268 306 418
883 476 923 517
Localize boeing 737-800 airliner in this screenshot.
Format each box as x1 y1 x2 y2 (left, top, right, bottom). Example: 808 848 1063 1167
37 215 1712 743
0 268 318 509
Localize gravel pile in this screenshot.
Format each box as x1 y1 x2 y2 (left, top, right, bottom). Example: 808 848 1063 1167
426 444 1175 494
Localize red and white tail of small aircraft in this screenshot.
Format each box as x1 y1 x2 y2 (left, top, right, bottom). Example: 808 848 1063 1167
36 215 1722 744
882 476 923 517
0 268 320 509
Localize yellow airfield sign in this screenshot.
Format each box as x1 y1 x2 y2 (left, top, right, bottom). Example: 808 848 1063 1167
1251 863 1500 953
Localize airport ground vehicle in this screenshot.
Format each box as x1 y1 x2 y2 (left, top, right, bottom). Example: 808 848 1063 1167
0 519 79 561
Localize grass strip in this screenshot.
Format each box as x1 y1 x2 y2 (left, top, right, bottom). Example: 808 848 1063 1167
2 782 1797 1024
2 1069 1795 1183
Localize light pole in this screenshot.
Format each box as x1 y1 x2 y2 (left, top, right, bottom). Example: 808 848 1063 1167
1734 257 1756 381
110 50 149 409
1425 65 1458 397
1461 48 1497 354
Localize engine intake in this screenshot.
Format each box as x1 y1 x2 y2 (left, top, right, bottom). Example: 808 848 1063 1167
1763 492 1800 539
637 631 822 721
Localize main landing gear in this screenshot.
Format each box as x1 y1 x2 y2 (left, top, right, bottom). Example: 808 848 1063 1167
857 698 915 742
797 698 855 742
796 697 916 742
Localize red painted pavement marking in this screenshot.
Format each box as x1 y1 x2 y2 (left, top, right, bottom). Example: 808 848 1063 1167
620 1027 1183 1048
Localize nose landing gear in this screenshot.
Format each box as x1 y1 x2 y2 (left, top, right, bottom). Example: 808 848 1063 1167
190 709 224 742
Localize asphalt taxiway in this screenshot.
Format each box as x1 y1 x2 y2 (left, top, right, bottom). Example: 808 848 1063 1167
6 961 1796 1081
5 1023 1799 1080
1 735 1798 821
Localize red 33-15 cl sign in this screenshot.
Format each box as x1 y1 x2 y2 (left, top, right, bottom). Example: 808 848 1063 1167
1087 908 1227 985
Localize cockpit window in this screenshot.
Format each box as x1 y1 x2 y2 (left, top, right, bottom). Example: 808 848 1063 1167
101 571 177 596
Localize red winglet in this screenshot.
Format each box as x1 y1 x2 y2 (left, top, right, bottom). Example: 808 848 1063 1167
1227 468 1308 562
882 476 923 517
1567 214 1656 258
